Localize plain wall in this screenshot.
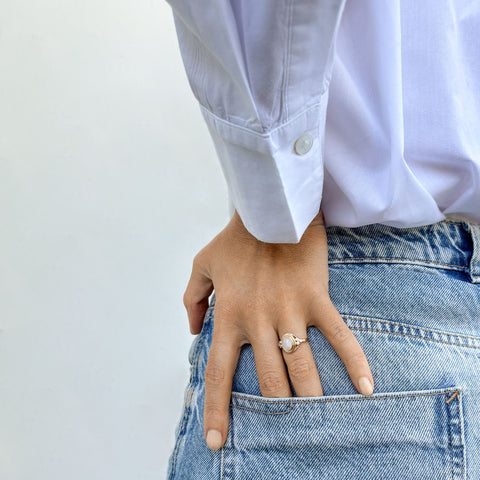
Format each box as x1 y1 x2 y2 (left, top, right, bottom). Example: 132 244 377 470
0 1 228 478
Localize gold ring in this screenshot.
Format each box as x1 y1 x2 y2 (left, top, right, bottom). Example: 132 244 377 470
278 333 308 353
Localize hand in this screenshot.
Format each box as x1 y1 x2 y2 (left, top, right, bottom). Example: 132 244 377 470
183 209 374 451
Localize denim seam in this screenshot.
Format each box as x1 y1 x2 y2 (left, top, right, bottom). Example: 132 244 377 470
457 397 464 479
460 396 466 479
446 390 460 404
349 327 480 350
447 406 454 480
232 436 235 480
445 389 465 479
220 446 225 480
222 405 235 480
230 389 460 415
328 256 468 270
341 315 480 342
168 317 210 479
168 385 194 478
230 401 294 415
469 223 480 279
232 389 458 403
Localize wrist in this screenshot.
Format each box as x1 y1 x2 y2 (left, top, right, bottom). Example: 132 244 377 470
309 209 325 227
229 210 256 243
229 209 324 245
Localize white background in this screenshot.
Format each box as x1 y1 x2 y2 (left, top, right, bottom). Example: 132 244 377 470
0 1 228 478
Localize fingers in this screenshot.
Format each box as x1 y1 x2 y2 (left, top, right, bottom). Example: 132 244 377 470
183 253 214 334
203 318 240 451
280 327 323 397
314 301 374 396
251 328 292 398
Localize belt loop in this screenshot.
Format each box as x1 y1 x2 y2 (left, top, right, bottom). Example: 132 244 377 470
462 222 480 283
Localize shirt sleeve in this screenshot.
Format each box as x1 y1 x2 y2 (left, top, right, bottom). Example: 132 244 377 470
165 0 347 243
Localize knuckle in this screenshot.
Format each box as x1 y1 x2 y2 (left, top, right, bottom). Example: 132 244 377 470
344 351 368 369
260 370 285 396
204 404 225 424
288 356 313 381
183 291 191 309
214 299 236 317
310 293 331 312
205 363 226 387
191 251 207 276
248 319 270 338
329 322 351 345
192 250 204 268
245 292 270 312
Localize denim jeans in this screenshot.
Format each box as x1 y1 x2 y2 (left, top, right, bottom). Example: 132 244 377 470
168 220 480 479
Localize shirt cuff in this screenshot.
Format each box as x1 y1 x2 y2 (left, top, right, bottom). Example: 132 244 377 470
200 90 329 244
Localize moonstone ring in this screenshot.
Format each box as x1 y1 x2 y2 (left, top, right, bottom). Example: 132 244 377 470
278 333 308 354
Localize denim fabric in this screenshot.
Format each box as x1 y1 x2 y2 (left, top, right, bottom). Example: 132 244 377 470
168 220 480 479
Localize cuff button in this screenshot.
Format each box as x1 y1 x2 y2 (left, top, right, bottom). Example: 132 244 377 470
294 132 313 155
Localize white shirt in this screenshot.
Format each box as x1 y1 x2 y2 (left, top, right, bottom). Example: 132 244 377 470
166 0 480 243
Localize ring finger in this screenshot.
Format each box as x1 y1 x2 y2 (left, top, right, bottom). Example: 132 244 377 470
251 327 292 398
279 327 323 397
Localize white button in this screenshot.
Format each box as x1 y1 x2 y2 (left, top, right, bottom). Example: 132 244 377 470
294 133 313 155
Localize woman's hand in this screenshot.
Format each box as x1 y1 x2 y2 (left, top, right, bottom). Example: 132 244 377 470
183 209 374 451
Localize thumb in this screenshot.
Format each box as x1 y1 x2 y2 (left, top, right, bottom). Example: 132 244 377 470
183 254 214 334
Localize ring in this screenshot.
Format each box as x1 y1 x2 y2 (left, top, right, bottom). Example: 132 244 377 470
278 333 308 354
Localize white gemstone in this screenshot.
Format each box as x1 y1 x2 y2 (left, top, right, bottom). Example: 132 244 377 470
282 336 293 352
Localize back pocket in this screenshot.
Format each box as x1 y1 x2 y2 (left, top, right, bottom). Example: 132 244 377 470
224 386 466 480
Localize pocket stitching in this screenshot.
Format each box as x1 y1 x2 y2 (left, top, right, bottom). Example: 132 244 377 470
230 400 293 415
230 388 461 415
342 314 480 342
457 394 465 480
340 314 480 350
445 389 466 479
328 256 469 270
349 326 480 351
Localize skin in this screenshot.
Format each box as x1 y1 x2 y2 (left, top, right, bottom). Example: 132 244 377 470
183 209 374 451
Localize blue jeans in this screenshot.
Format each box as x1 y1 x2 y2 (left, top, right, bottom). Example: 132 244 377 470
168 220 480 479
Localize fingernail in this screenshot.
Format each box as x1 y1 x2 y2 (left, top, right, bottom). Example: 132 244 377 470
206 430 223 450
358 376 374 395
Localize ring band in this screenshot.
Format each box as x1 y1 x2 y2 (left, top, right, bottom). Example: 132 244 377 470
278 333 308 353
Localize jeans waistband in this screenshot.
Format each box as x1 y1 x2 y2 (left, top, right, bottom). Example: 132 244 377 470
325 220 480 284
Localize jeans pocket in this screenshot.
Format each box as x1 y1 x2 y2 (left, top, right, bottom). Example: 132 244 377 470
225 386 466 480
